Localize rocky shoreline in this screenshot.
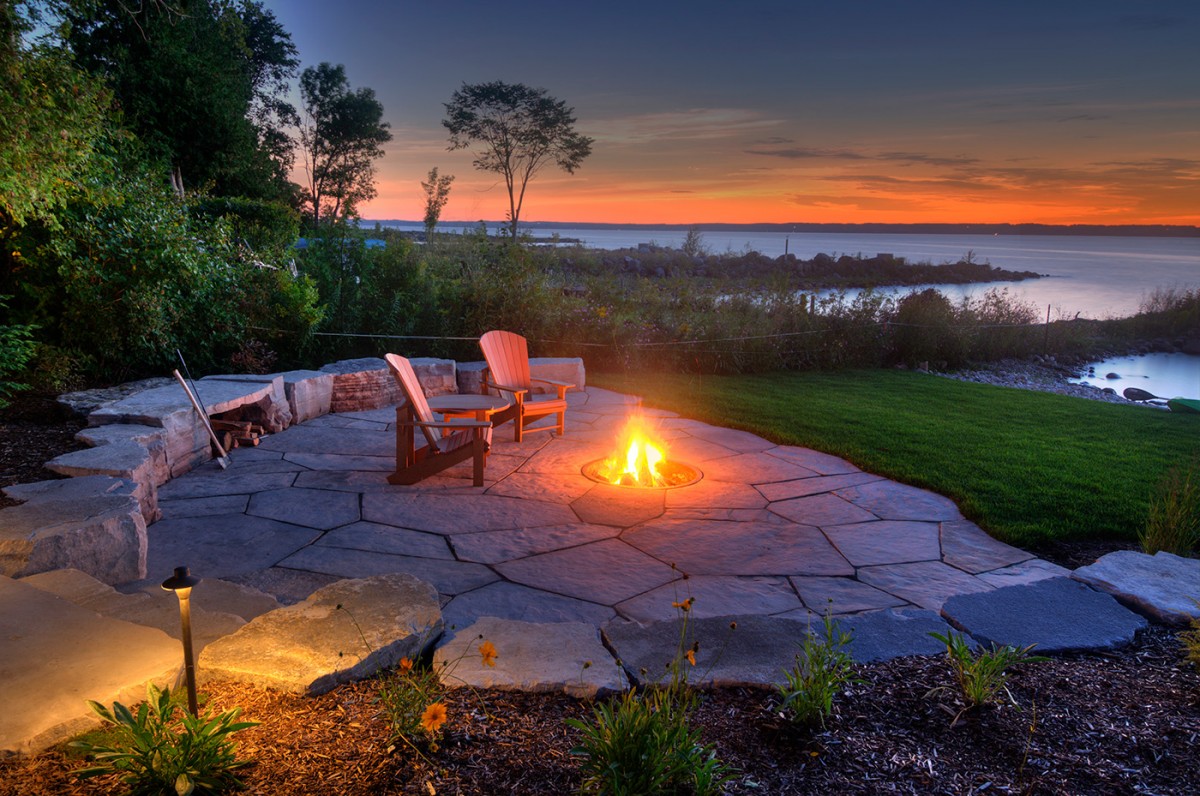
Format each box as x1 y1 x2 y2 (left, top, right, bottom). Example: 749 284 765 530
939 355 1159 406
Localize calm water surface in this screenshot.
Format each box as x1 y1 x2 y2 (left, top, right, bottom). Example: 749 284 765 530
1070 353 1200 401
387 222 1198 320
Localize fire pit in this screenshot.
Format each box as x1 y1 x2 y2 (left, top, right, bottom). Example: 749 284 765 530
581 413 702 489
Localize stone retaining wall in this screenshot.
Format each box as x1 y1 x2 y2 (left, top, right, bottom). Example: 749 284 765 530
0 355 585 586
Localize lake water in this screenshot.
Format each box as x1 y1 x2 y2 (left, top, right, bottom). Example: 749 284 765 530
378 221 1199 397
384 221 1198 321
1069 352 1200 401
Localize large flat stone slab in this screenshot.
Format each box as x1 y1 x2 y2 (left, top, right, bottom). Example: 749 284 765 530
362 492 577 534
835 481 963 522
157 468 297 500
835 608 957 662
496 539 679 605
664 479 766 510
769 492 877 526
199 573 443 695
256 424 392 457
435 617 621 698
764 446 861 475
941 577 1149 653
449 523 618 565
823 520 941 567
278 546 498 596
247 487 360 530
790 576 910 614
45 441 161 522
314 521 455 560
279 369 334 424
1073 551 1200 626
940 520 1034 574
616 576 803 623
442 582 616 629
0 575 179 754
0 476 147 585
756 471 882 503
625 518 854 577
698 451 818 485
201 373 292 432
857 560 993 611
75 423 170 486
571 484 665 527
145 515 320 580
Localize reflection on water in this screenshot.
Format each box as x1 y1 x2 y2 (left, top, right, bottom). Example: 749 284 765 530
1069 352 1200 400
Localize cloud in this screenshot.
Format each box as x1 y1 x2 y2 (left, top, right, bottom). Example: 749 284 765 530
1057 114 1111 122
588 108 779 144
745 146 977 168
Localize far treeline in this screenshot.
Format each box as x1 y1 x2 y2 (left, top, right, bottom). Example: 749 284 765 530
1 1 1197 406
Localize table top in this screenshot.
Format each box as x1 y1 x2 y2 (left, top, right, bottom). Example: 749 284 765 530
427 394 510 414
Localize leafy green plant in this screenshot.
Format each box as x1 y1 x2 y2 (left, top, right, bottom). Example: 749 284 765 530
0 295 36 408
776 613 862 728
1183 600 1200 673
1141 458 1200 557
377 655 450 754
71 682 257 795
928 631 1047 723
566 596 734 795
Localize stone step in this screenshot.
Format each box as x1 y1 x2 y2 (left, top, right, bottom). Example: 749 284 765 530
0 575 181 755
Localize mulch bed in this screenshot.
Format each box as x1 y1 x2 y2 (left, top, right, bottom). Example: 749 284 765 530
2 389 1198 794
1 627 1197 795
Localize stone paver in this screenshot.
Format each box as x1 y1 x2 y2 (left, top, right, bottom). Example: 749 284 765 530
616 576 803 623
145 515 320 579
857 560 994 611
435 617 624 698
314 521 455 560
1073 551 1200 626
823 520 942 567
442 582 615 628
626 517 854 577
247 487 360 530
449 523 619 565
835 481 964 522
362 492 576 534
496 538 679 605
941 577 1148 653
769 492 878 527
940 519 1034 573
571 484 665 527
200 573 441 695
790 575 910 614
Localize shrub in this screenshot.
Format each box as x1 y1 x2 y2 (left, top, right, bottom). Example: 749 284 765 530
928 631 1047 723
1141 458 1200 557
71 683 257 795
776 613 861 728
889 288 965 368
0 295 35 408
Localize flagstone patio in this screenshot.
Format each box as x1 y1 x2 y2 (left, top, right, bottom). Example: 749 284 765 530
130 386 1067 629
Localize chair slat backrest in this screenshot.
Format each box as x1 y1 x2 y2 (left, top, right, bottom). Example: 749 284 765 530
479 330 532 391
384 353 440 449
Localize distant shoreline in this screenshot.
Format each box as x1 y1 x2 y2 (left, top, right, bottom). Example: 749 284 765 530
367 220 1200 238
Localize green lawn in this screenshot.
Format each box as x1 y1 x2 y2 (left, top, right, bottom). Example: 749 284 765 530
590 369 1200 547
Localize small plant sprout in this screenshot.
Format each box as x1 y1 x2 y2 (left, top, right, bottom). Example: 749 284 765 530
927 631 1048 724
776 612 862 729
1182 599 1200 672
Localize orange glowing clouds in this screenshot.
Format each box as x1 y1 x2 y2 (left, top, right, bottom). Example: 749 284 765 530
264 0 1200 227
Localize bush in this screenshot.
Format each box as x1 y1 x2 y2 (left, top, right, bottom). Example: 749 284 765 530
0 295 35 408
889 288 964 368
1141 458 1200 557
71 683 257 795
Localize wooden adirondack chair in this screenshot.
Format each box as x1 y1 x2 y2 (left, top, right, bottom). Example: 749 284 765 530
385 353 491 486
479 330 574 443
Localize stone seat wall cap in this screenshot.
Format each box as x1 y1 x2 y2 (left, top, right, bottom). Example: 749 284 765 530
279 369 334 382
3 475 137 504
321 358 388 374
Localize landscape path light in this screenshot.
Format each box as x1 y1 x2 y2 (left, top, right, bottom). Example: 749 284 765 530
161 565 201 715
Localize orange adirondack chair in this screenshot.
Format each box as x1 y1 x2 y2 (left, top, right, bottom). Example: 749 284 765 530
385 353 491 486
479 330 574 443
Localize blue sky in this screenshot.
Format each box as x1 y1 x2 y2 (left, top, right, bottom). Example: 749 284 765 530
261 0 1200 225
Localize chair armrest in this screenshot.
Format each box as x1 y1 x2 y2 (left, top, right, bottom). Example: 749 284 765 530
399 418 490 430
531 377 575 389
484 380 529 399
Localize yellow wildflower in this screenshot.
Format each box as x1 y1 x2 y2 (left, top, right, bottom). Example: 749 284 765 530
479 640 498 667
399 657 414 673
686 649 696 666
421 702 447 734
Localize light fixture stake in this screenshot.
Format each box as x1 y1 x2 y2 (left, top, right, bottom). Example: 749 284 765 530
161 566 201 715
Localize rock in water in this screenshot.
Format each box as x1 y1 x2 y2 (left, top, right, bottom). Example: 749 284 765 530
1122 387 1158 402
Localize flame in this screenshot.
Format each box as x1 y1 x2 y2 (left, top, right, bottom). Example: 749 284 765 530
603 416 669 487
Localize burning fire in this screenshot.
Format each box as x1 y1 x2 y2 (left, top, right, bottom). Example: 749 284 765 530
598 416 670 488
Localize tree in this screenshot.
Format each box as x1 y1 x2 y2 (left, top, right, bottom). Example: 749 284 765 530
442 81 592 239
65 0 298 200
421 167 454 241
298 63 391 229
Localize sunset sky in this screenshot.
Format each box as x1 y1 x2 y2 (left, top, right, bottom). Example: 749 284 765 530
260 0 1200 226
